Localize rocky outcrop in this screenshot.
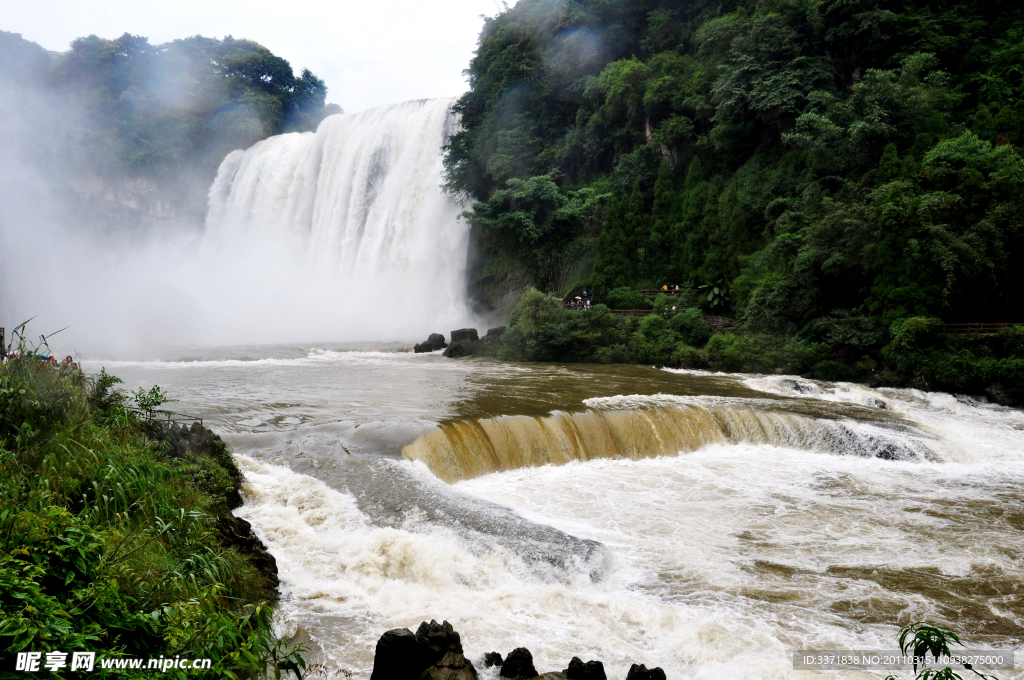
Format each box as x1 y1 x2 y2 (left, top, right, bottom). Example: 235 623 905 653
146 419 278 594
625 665 666 680
216 516 279 588
371 623 666 680
415 333 448 353
565 657 607 680
500 648 537 678
443 340 477 358
145 419 243 511
451 328 480 344
484 326 507 341
442 326 507 358
147 419 231 463
371 620 477 680
985 382 1014 405
371 628 427 679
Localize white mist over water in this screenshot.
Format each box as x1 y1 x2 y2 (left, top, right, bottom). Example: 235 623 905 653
1 98 474 355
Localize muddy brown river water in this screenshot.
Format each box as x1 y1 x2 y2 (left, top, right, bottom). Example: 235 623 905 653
87 345 1024 679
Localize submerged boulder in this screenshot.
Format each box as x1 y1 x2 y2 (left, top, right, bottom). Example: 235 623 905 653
500 648 537 678
415 333 448 353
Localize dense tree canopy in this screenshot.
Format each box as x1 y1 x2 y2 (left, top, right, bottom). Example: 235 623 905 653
449 0 1024 395
1 30 339 191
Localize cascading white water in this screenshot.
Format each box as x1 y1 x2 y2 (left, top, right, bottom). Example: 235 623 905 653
202 98 474 341
93 353 1024 679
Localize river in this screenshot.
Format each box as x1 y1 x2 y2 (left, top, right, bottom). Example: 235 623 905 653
85 345 1024 679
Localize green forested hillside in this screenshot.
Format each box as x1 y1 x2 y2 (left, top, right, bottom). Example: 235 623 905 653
447 0 1024 398
1 31 339 223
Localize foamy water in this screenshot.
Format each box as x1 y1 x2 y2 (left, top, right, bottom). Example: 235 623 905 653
96 352 1024 678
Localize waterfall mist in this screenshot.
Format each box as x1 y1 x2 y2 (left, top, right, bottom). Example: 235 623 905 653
0 97 476 357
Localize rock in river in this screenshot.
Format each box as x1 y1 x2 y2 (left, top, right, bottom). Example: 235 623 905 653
414 333 448 353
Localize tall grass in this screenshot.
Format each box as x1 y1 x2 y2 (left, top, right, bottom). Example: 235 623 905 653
0 332 304 678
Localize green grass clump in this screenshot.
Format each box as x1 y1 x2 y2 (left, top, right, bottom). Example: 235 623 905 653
0 338 304 678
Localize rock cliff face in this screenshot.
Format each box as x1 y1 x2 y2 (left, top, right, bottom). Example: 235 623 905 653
66 168 213 230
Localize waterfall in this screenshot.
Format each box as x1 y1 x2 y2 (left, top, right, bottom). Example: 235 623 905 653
202 98 474 341
403 399 933 482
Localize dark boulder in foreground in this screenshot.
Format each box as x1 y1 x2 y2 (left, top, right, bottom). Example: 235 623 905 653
415 333 448 353
371 628 427 680
625 664 666 680
565 657 607 680
370 620 477 680
371 621 666 680
500 648 538 678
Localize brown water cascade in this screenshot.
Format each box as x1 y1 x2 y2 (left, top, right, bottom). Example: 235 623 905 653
403 400 929 482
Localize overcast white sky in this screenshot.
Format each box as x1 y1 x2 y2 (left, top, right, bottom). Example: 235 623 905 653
3 0 510 113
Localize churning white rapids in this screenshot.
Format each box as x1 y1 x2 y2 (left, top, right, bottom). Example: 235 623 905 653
90 350 1024 679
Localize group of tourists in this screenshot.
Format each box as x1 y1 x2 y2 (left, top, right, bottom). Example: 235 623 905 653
1 348 80 373
564 290 594 311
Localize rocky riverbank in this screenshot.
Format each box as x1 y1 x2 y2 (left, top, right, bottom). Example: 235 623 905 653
371 620 666 680
145 418 280 591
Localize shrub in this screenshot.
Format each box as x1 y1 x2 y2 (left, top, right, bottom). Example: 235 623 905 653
706 333 828 373
668 307 711 346
670 343 710 369
605 287 651 310
0 340 303 676
881 316 942 373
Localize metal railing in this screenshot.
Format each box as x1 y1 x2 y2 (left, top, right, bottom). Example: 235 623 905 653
144 410 203 428
637 288 684 296
940 322 1019 335
606 309 737 330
